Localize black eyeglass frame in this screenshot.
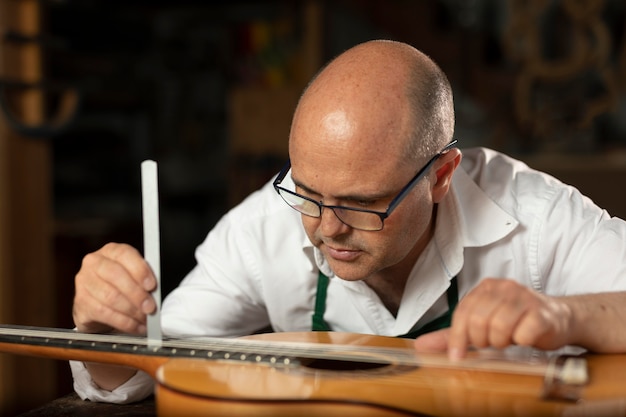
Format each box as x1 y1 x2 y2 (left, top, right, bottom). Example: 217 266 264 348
273 139 458 231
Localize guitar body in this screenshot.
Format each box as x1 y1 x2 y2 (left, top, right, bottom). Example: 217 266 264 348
152 332 626 417
156 383 414 417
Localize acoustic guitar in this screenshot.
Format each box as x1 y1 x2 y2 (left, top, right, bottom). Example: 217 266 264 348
0 325 625 417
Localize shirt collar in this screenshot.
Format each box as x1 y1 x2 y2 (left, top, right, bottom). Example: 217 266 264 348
452 166 519 247
433 166 519 278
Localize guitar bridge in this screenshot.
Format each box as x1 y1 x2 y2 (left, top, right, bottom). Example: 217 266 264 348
541 355 588 402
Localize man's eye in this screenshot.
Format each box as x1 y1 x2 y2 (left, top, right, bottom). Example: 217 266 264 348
348 199 377 209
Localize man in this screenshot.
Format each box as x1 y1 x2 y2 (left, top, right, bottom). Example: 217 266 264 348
71 39 626 403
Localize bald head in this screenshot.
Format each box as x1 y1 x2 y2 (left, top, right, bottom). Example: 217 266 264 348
290 40 455 168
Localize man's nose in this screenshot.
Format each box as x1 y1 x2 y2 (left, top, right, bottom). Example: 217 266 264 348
319 206 351 237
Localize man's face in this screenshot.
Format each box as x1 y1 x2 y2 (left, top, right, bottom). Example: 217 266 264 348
289 124 436 282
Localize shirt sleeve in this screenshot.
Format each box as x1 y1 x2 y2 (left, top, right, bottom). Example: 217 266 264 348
459 148 626 295
160 185 280 338
542 186 626 294
70 360 154 404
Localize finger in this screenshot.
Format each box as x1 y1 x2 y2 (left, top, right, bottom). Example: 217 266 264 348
486 295 528 349
83 248 156 315
74 268 149 334
414 328 450 353
512 312 550 347
486 283 556 349
85 270 153 322
74 286 147 335
74 245 156 334
101 243 157 291
447 306 471 360
447 278 502 359
511 301 567 350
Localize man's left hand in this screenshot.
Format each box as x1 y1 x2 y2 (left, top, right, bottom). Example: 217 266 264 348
414 278 574 360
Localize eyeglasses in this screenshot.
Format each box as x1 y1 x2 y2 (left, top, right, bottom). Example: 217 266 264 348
273 139 458 231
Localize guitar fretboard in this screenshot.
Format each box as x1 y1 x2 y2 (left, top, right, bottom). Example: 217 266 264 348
0 325 423 368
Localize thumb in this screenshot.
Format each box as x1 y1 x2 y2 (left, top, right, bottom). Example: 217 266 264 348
414 328 451 353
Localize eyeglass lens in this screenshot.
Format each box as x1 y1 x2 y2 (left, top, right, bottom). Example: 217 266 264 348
277 188 384 231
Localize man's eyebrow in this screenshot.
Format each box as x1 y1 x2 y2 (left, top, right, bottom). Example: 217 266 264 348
292 179 320 196
292 178 391 202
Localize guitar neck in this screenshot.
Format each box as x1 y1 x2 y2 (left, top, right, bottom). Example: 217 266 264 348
0 324 325 376
0 324 557 380
0 325 168 375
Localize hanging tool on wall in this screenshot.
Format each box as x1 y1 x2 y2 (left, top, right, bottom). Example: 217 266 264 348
0 77 81 138
0 12 81 138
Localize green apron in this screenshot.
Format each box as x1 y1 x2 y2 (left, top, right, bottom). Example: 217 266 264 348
312 271 458 339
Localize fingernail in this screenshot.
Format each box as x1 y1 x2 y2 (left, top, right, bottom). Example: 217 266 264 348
137 324 146 335
142 297 156 314
143 277 155 291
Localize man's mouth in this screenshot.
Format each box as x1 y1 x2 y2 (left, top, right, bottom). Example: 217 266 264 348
324 244 361 261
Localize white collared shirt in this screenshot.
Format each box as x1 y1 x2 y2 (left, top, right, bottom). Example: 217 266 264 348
71 147 626 403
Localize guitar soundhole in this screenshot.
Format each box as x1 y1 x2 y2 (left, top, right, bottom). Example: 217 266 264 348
300 358 389 371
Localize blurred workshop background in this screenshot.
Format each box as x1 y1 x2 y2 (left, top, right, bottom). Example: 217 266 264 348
0 0 625 414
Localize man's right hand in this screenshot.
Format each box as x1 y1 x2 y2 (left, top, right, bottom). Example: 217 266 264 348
73 242 157 335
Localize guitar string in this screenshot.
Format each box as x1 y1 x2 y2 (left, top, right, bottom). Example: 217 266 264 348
0 327 421 364
0 327 550 376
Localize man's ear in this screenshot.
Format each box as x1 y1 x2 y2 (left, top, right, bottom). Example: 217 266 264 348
432 149 462 204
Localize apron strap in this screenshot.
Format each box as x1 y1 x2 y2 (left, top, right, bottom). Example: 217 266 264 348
312 270 331 331
399 276 458 339
312 271 459 339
